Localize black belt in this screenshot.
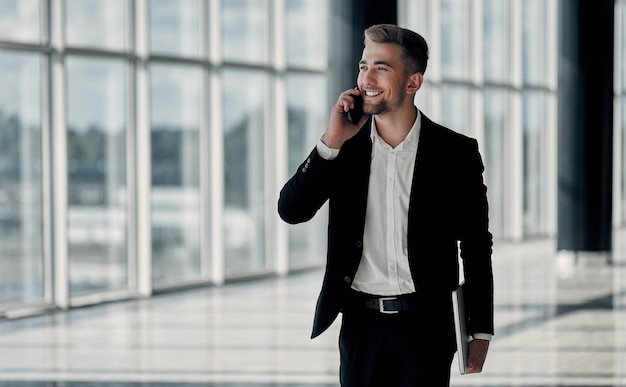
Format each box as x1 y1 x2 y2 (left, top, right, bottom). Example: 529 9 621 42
350 291 421 314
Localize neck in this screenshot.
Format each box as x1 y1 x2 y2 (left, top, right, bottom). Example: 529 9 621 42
374 104 418 148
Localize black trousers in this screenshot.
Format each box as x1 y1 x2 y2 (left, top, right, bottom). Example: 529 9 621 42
339 297 456 387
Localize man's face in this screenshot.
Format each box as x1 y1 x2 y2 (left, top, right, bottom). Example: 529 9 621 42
357 42 411 116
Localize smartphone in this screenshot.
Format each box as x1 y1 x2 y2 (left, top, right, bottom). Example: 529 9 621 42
347 89 364 123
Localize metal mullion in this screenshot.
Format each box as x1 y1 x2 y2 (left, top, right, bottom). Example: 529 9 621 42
134 0 152 297
614 3 624 228
219 60 275 71
41 36 54 307
207 0 224 285
509 0 524 241
0 41 51 52
282 66 326 75
470 0 484 145
148 53 209 66
126 0 138 293
271 0 288 276
50 0 69 309
199 0 211 280
545 0 558 236
64 46 134 59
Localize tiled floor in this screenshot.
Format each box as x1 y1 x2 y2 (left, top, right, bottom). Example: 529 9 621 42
1 232 626 387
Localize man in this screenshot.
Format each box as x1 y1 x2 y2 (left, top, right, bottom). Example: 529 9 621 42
278 24 493 386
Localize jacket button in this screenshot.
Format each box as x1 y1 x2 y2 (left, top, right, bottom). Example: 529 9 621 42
343 276 352 284
355 240 362 248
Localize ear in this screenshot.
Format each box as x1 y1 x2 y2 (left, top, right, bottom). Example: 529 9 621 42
406 73 424 95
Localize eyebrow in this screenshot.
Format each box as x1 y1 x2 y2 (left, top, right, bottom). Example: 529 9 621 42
359 60 394 67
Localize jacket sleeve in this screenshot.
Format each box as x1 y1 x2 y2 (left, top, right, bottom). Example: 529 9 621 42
278 147 335 225
457 138 494 336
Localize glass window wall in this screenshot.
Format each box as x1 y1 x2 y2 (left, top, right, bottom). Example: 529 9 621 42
523 91 548 235
0 0 328 314
440 85 471 135
66 57 128 297
66 0 128 51
149 0 201 57
405 0 558 239
222 69 268 276
0 0 41 43
0 51 43 305
522 0 547 85
286 0 328 69
440 0 471 80
150 64 202 287
483 0 510 83
484 88 510 238
221 0 268 64
286 73 327 269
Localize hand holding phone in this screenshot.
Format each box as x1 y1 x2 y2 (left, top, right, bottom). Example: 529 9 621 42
322 87 367 149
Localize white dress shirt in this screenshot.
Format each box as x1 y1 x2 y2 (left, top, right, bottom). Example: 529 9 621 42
351 112 420 296
317 111 420 296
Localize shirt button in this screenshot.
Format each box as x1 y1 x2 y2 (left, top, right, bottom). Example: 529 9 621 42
355 240 362 248
343 276 352 284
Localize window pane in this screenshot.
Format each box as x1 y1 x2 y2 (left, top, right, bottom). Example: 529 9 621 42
286 0 328 69
150 64 202 286
406 0 429 39
223 69 267 276
66 0 127 50
522 0 547 85
286 73 327 268
440 84 470 134
484 88 509 238
66 57 128 297
483 0 510 82
0 51 43 305
149 0 201 57
222 0 268 64
441 0 470 79
0 0 40 43
523 91 547 235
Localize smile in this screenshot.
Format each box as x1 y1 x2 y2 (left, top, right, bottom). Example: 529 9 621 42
364 90 382 97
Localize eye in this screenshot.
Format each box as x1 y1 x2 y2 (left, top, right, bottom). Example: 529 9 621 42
359 65 367 71
377 66 388 71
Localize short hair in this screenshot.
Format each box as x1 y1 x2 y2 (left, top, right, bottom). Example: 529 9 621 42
363 24 429 75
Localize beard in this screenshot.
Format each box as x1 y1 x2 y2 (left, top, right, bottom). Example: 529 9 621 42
364 93 405 116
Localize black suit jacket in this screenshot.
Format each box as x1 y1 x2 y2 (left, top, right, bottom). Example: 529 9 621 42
278 113 494 340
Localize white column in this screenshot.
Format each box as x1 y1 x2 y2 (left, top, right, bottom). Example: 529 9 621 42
208 0 225 285
270 0 289 276
134 0 153 296
509 0 524 241
546 0 559 236
50 0 69 309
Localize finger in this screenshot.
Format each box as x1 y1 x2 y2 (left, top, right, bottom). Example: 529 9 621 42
339 94 355 112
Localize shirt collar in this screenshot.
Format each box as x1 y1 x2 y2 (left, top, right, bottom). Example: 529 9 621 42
369 107 422 148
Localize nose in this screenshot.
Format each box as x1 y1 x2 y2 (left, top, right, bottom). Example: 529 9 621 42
358 68 375 87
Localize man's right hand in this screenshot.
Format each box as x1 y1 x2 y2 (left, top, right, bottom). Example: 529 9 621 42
321 89 369 149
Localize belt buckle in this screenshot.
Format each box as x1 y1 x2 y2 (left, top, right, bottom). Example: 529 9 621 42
378 297 399 314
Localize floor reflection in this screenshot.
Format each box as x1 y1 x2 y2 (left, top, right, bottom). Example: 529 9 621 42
0 231 625 386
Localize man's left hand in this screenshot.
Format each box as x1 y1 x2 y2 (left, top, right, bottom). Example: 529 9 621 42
466 338 489 374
